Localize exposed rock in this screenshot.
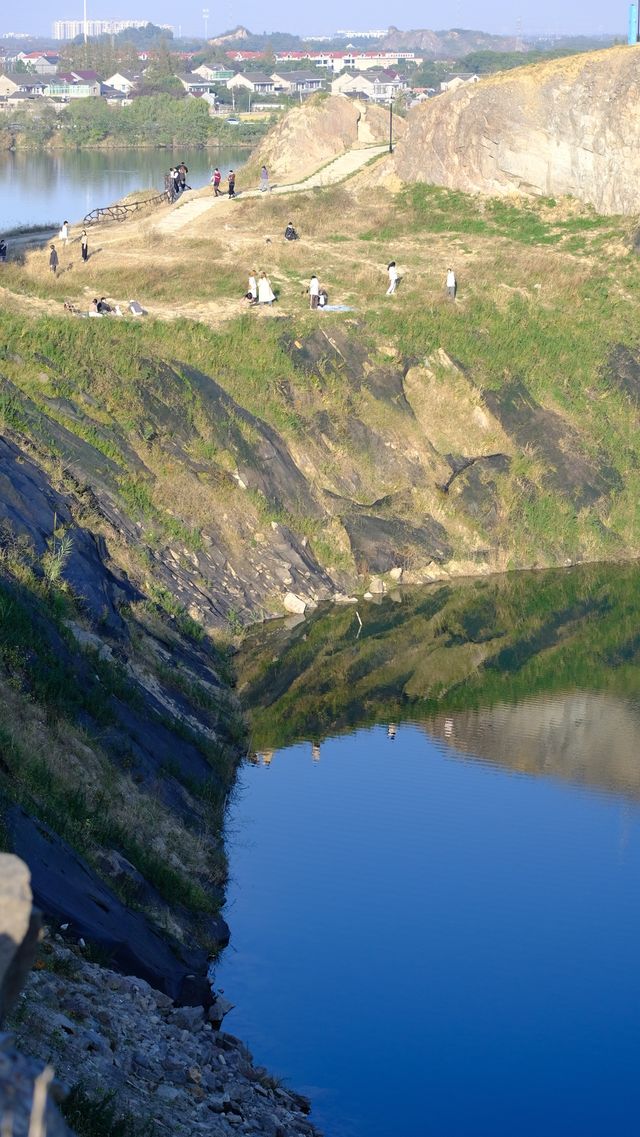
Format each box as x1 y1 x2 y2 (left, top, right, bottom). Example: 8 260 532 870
7 809 212 1006
248 95 403 184
283 592 307 615
605 344 640 408
482 379 620 508
0 856 41 1025
393 46 640 215
15 935 321 1137
368 577 385 595
341 510 453 574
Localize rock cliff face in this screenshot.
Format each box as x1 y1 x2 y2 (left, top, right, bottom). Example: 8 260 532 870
248 95 399 183
394 46 640 215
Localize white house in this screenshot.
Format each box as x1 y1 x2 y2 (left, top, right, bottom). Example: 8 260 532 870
14 51 59 74
270 70 325 94
176 73 217 95
331 69 407 102
227 71 275 94
192 64 234 82
440 73 479 93
103 70 137 95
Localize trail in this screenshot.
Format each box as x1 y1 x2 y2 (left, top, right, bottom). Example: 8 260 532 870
156 144 388 236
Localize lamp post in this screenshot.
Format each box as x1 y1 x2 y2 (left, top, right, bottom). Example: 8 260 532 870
202 7 209 40
388 97 393 153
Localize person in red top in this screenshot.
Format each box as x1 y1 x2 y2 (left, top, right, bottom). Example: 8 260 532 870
211 167 222 196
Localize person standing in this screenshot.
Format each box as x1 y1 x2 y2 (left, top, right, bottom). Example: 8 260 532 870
228 169 236 198
446 267 457 299
178 162 189 191
247 270 258 303
0 239 7 263
211 167 222 196
60 221 69 246
260 165 270 192
172 167 181 197
80 229 89 262
257 271 275 304
309 273 320 310
49 245 59 275
386 261 399 295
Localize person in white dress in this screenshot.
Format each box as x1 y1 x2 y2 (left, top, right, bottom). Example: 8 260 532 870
257 272 275 304
60 221 69 246
446 267 457 299
386 261 399 295
247 271 258 303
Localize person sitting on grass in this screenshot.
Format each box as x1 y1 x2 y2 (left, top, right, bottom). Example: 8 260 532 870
284 222 298 241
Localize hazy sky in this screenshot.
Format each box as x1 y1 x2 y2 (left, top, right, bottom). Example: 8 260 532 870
5 2 624 41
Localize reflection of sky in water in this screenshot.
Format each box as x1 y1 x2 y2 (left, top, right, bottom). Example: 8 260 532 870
216 720 640 1137
0 147 247 230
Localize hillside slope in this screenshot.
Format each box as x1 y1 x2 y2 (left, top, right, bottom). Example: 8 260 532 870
393 45 640 214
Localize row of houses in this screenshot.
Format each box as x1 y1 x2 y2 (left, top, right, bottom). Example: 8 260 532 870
224 49 423 74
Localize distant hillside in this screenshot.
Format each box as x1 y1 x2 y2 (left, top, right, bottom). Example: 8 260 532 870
394 44 640 215
381 26 526 57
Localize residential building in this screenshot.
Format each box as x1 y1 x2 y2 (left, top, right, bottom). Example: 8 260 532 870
0 74 47 96
192 64 233 82
440 73 479 92
46 71 102 98
331 68 407 102
103 70 137 94
52 18 174 39
226 72 275 94
176 73 217 95
270 49 421 73
14 51 59 73
270 70 325 94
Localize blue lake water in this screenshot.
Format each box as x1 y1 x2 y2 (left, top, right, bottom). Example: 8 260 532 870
217 567 640 1137
0 146 248 231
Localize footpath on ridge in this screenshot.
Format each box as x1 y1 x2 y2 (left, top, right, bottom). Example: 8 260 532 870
156 143 389 235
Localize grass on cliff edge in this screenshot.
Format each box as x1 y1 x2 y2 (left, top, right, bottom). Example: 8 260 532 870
3 177 640 568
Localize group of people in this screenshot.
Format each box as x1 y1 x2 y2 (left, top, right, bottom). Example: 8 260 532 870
385 262 457 299
245 267 329 309
48 224 90 275
210 167 236 198
165 163 190 202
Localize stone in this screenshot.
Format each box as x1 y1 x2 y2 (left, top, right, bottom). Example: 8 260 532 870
0 855 41 1025
368 577 385 595
389 567 403 581
283 592 306 615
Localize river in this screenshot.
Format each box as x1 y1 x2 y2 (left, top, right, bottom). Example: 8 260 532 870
0 146 249 231
216 562 640 1137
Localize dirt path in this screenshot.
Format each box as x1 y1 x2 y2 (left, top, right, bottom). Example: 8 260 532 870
156 144 388 236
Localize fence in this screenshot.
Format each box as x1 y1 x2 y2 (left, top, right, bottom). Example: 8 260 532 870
82 187 170 227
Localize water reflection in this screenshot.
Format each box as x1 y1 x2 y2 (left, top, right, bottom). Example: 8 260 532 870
238 562 640 799
0 146 249 230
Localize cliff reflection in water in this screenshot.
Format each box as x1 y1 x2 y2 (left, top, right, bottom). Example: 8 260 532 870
237 561 640 798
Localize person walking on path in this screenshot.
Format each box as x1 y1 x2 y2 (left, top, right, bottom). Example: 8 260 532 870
60 221 69 246
178 163 189 192
257 271 275 304
260 165 270 192
49 245 59 275
309 273 320 310
228 170 236 198
211 167 222 196
247 270 258 303
386 261 399 295
80 229 89 262
446 267 457 299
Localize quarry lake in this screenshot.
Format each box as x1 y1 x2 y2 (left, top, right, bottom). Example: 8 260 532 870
217 563 640 1137
0 146 249 231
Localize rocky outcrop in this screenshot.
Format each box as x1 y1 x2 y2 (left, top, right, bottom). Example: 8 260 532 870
248 96 400 184
393 46 640 214
381 25 525 55
17 932 320 1137
0 855 73 1137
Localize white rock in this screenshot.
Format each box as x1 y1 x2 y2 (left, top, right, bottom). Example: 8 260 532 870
283 592 306 615
368 577 385 594
389 567 403 581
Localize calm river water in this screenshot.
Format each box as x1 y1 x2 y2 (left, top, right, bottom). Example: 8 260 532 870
217 563 640 1137
0 146 248 231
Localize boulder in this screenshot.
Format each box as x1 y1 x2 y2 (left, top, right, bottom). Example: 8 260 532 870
0 855 41 1025
283 592 307 615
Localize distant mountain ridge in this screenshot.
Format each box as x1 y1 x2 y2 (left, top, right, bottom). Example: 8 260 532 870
380 26 525 57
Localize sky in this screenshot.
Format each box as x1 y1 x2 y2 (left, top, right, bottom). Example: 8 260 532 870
3 2 625 41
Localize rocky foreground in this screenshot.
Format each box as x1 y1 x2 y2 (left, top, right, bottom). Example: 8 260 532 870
2 855 321 1137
